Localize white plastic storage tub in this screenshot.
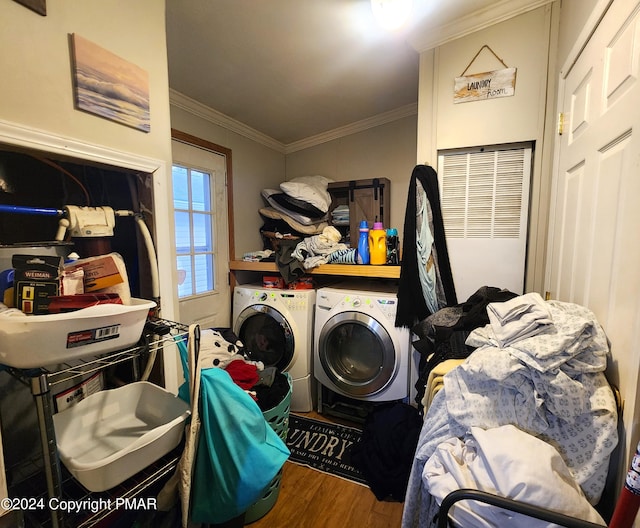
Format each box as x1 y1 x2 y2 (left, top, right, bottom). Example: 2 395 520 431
52 381 190 492
0 298 156 368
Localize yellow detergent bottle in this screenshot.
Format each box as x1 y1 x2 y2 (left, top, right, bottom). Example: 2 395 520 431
369 221 387 265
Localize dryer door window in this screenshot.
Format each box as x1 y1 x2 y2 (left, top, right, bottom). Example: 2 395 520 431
234 305 294 371
318 311 396 396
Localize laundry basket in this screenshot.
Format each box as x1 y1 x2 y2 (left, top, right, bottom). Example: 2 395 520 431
244 372 292 523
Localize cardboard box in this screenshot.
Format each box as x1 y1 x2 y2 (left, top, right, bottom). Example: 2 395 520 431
65 254 125 292
12 254 63 314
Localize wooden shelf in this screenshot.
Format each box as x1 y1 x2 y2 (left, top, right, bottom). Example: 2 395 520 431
229 260 400 279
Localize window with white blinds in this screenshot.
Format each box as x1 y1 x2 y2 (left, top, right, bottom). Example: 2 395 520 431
439 146 530 239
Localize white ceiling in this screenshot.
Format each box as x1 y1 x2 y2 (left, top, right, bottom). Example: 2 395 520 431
165 0 551 146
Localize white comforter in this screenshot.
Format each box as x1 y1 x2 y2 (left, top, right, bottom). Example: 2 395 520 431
425 425 606 527
402 299 618 528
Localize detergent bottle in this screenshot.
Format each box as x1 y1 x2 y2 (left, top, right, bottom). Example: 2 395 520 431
386 228 399 265
356 220 370 264
369 221 387 265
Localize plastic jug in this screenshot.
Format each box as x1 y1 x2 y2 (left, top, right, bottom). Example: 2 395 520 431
369 222 386 265
356 220 370 264
386 228 399 265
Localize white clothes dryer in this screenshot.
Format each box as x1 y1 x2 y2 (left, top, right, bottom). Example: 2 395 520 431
232 285 315 412
314 282 413 404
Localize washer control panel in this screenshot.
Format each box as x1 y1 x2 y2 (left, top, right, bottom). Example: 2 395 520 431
248 289 311 311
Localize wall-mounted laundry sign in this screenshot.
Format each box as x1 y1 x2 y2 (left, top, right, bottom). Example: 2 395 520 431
454 45 517 104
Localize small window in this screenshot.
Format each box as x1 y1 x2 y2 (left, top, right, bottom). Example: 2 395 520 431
172 165 215 298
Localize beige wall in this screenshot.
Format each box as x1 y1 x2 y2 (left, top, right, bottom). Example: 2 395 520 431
433 8 551 150
285 115 418 245
170 105 286 258
417 5 557 296
0 0 183 388
0 0 171 162
0 1 175 313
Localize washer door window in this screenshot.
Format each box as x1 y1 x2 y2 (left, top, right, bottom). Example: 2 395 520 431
318 311 396 397
234 305 294 371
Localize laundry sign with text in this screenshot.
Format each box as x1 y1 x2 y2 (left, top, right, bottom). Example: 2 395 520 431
454 67 517 103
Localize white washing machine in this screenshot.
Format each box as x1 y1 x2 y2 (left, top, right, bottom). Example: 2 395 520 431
314 282 414 405
232 285 315 412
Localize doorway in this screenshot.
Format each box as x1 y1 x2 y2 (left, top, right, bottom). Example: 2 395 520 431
546 0 640 495
171 130 232 328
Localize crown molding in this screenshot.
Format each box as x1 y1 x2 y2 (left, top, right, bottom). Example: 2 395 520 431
284 103 418 154
170 89 417 155
408 0 555 52
169 89 286 153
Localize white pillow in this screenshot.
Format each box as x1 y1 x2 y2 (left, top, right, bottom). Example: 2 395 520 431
280 175 333 213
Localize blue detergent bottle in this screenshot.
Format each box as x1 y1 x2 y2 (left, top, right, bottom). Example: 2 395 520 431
356 220 370 264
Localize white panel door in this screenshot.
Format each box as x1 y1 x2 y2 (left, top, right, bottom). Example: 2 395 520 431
547 0 640 490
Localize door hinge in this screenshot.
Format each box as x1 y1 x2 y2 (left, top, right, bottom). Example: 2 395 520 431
545 291 552 301
558 113 565 135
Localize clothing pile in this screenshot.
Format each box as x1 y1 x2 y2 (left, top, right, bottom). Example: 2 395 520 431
402 293 619 528
183 328 289 409
259 175 332 241
330 204 349 226
274 226 356 283
410 286 518 407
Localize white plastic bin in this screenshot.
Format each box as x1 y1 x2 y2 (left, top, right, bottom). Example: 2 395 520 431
0 298 156 368
52 381 190 492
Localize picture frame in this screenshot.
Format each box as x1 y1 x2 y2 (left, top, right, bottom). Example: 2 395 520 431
12 0 46 16
70 34 150 133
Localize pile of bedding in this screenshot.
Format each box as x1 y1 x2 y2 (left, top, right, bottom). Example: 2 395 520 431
402 294 618 528
260 175 332 239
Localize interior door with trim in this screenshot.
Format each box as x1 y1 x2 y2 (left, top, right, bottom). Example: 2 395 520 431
171 139 230 328
546 0 640 485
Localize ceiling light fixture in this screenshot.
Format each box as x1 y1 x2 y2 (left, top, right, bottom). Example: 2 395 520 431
370 0 413 31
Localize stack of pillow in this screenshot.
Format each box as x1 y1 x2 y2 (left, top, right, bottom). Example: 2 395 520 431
260 176 332 238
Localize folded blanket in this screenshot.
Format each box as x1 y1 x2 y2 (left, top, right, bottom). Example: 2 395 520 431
487 292 553 348
260 207 327 235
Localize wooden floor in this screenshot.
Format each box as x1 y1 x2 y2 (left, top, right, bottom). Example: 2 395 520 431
246 412 404 528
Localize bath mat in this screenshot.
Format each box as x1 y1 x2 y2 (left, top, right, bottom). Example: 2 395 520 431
285 414 367 486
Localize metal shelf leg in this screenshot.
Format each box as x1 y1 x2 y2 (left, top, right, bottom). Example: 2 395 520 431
31 373 63 528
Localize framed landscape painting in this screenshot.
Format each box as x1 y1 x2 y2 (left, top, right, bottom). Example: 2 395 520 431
70 34 150 132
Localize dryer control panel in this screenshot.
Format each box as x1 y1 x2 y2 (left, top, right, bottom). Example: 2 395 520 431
335 293 398 321
374 298 398 321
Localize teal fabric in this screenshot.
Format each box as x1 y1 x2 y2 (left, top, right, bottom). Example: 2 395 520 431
191 367 290 524
175 336 190 404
